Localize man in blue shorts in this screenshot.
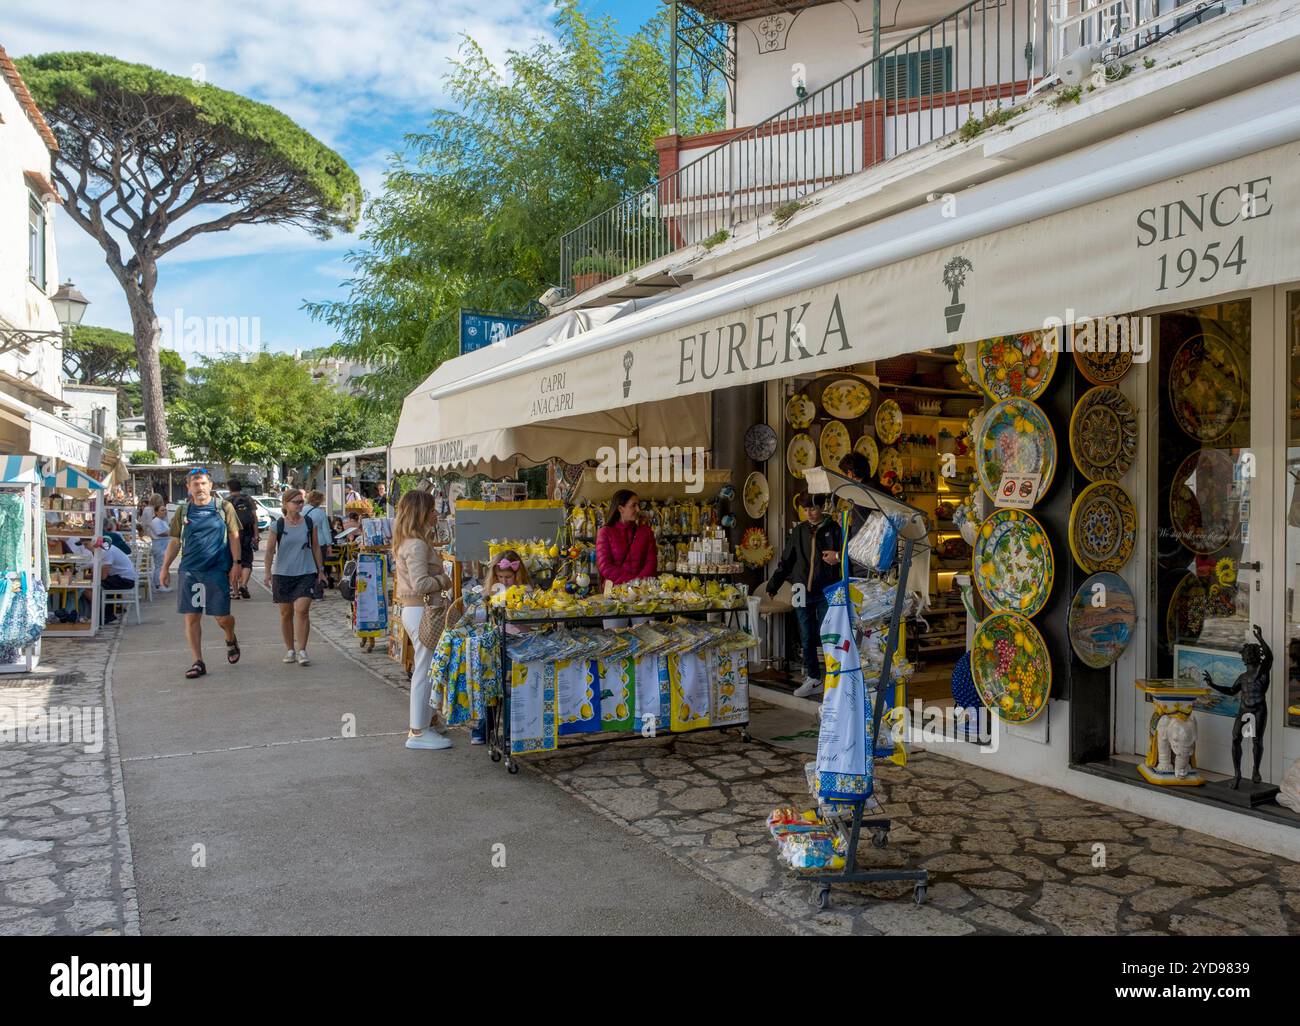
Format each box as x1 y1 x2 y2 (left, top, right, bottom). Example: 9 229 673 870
158 468 243 679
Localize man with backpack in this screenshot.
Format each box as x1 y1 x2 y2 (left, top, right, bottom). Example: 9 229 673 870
159 468 243 680
226 479 259 600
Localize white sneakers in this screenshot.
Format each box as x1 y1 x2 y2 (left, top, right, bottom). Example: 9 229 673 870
283 650 297 663
296 650 311 666
793 676 824 699
405 729 453 750
284 650 311 665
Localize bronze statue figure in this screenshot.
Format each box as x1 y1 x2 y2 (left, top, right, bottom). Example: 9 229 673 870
1201 624 1272 790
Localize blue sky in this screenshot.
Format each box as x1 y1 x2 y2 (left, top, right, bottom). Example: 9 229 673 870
5 0 653 360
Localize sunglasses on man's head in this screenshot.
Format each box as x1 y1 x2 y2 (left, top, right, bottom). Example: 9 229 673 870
188 467 210 478
496 559 521 571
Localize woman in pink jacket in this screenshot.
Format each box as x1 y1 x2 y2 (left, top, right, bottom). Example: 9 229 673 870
596 489 657 585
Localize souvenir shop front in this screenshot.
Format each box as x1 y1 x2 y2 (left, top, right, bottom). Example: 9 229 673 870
397 121 1300 853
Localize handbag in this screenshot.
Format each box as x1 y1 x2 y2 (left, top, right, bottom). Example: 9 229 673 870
417 593 445 650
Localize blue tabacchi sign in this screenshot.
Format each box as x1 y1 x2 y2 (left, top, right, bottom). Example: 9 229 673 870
459 309 536 354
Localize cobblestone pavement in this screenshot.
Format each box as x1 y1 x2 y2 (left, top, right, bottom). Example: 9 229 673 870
0 625 138 936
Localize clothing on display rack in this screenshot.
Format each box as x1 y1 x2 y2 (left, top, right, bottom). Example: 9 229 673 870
430 615 501 726
0 493 25 568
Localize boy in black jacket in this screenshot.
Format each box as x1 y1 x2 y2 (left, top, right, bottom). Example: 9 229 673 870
766 493 843 698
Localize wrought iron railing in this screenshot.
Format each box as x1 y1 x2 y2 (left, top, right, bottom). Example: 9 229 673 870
559 0 1245 297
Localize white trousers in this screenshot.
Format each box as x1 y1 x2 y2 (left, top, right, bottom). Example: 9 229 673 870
400 605 435 730
151 537 170 590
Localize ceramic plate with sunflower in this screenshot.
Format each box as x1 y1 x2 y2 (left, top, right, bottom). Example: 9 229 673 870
975 397 1056 503
971 612 1051 723
975 331 1058 402
973 509 1054 618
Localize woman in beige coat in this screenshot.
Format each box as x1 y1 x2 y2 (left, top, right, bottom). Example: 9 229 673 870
393 491 453 750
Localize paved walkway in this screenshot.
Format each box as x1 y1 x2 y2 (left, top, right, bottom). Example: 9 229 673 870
3 572 1298 935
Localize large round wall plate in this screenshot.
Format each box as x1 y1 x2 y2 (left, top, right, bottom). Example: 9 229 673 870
854 435 879 477
1166 572 1208 645
975 331 1057 402
785 393 815 430
786 433 816 479
1068 481 1137 573
875 399 903 444
975 397 1056 503
878 446 902 483
973 509 1054 618
821 378 872 420
1075 346 1133 386
1067 572 1137 669
1168 334 1244 442
819 420 851 472
1069 386 1138 482
744 423 778 462
1169 447 1239 554
742 472 769 519
971 612 1051 724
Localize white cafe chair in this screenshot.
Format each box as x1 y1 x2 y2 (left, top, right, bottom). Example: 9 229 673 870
102 569 143 625
134 543 153 602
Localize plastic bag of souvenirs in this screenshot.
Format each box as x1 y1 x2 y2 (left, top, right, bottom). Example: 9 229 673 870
846 511 906 572
766 807 828 838
777 833 846 872
848 577 917 629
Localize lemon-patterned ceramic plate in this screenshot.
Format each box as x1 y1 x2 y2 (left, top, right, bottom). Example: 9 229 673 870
819 420 851 471
854 435 879 476
875 399 903 444
821 378 872 420
786 433 817 478
878 446 902 483
973 509 1054 618
742 471 769 519
785 393 815 430
975 397 1056 503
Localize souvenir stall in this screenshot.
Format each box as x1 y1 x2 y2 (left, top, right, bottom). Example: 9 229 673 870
323 446 390 517
42 465 107 637
0 456 49 673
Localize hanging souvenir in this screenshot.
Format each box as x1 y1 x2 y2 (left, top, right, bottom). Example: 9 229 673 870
874 399 903 444
973 509 1054 618
971 612 1051 723
1074 346 1133 386
742 472 770 518
1169 447 1239 554
1165 572 1208 645
1069 385 1138 482
821 377 872 420
854 434 879 476
712 649 750 726
815 580 874 801
597 656 635 732
786 433 817 479
510 661 558 755
669 651 711 731
785 393 815 430
1068 481 1138 573
738 527 774 567
1168 334 1244 442
744 423 779 462
975 397 1057 503
819 420 852 471
975 331 1057 402
557 658 600 735
1067 572 1137 668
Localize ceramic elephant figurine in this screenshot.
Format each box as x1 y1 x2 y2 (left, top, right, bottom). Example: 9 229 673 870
1156 714 1198 779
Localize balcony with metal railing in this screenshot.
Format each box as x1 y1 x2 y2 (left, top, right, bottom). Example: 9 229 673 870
559 0 1249 300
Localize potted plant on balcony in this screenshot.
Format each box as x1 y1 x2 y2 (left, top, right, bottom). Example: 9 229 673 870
572 253 622 294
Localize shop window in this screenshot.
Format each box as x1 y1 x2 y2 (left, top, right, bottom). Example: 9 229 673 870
877 47 953 102
1285 291 1300 729
28 193 47 291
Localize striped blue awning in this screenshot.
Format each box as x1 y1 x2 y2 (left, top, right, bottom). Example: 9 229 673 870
43 465 105 491
0 454 42 485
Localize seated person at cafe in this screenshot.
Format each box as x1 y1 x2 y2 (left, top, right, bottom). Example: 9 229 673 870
65 536 139 625
764 492 843 700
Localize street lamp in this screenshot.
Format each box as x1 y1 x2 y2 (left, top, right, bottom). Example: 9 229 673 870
0 279 91 360
50 280 90 329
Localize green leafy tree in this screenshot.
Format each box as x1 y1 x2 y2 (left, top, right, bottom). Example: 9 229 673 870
17 52 362 454
306 1 724 407
64 324 186 417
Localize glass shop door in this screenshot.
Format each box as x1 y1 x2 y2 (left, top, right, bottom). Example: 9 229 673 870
1275 286 1300 784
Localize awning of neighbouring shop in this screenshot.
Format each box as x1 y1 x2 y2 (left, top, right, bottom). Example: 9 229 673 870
0 392 102 469
44 465 105 491
402 73 1300 453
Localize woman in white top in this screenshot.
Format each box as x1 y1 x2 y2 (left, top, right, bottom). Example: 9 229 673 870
147 493 172 592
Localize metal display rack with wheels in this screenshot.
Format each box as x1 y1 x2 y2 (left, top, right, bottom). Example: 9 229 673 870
486 605 753 775
798 468 933 909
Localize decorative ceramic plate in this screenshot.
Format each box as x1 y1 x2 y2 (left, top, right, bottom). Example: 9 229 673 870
975 398 1057 503
1068 572 1137 668
975 331 1057 402
1169 447 1238 554
973 509 1054 618
738 526 774 567
785 393 815 430
854 435 879 477
1075 346 1133 386
1169 334 1244 442
821 378 872 420
971 611 1051 724
1069 386 1138 482
878 446 902 483
819 420 852 471
1166 572 1208 645
742 471 770 519
1068 481 1138 573
875 399 903 445
744 423 778 462
786 433 817 479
